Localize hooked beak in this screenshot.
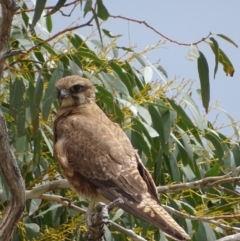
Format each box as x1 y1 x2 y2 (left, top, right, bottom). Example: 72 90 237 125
60 89 70 99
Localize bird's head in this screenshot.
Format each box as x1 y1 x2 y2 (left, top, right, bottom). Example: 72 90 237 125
55 76 96 108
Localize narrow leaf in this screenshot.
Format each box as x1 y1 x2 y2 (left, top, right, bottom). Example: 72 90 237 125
197 51 210 113
210 45 235 77
210 37 219 79
10 78 26 136
45 11 52 32
92 8 103 46
42 63 64 120
45 0 67 16
217 34 238 48
97 0 109 20
30 0 47 30
157 65 168 78
205 132 224 162
29 199 42 216
84 0 92 17
168 152 180 183
102 29 122 38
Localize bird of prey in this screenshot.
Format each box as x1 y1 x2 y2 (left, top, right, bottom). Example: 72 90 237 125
53 75 190 241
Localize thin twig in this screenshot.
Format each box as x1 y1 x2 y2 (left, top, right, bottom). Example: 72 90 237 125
157 167 240 193
2 49 27 59
16 0 79 14
59 2 77 17
163 205 240 232
8 15 95 68
110 14 212 46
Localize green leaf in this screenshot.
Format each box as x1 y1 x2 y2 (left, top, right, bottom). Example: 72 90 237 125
97 0 109 20
217 34 238 48
102 29 122 38
33 130 42 164
24 223 42 239
197 51 210 113
69 60 83 76
40 128 53 155
181 165 195 181
210 37 219 79
29 199 42 216
76 50 103 65
109 61 133 96
182 92 206 132
10 78 26 136
157 65 168 78
196 222 216 241
133 53 146 67
45 0 67 16
30 0 47 30
45 11 52 32
92 8 103 46
204 163 220 177
96 86 124 123
84 0 92 17
232 145 240 167
210 45 235 77
111 209 124 221
168 152 180 182
168 98 203 145
42 63 64 120
204 131 224 162
30 74 43 136
178 127 194 165
148 105 169 154
137 105 152 125
133 117 154 146
36 204 62 217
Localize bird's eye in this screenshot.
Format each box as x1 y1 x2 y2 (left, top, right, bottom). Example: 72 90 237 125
70 84 82 93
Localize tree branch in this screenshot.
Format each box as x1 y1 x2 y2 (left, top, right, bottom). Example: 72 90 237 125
0 1 25 240
163 205 240 232
157 166 240 193
7 15 95 68
16 0 79 14
216 234 240 241
38 193 147 241
15 179 240 233
110 14 212 46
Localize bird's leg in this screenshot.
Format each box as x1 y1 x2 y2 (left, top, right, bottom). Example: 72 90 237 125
84 198 124 241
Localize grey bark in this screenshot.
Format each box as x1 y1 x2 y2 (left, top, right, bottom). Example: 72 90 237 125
0 1 25 241
216 234 240 241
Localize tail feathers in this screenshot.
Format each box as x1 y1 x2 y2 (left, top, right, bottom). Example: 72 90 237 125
120 196 190 241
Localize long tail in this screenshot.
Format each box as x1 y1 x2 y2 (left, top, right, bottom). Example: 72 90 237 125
119 196 190 241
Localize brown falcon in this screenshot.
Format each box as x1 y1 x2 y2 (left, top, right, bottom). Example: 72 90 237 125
53 75 190 241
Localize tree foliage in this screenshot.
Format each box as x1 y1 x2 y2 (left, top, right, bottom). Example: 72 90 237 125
0 1 239 241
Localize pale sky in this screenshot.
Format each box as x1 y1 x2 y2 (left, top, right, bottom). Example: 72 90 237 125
46 0 240 135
